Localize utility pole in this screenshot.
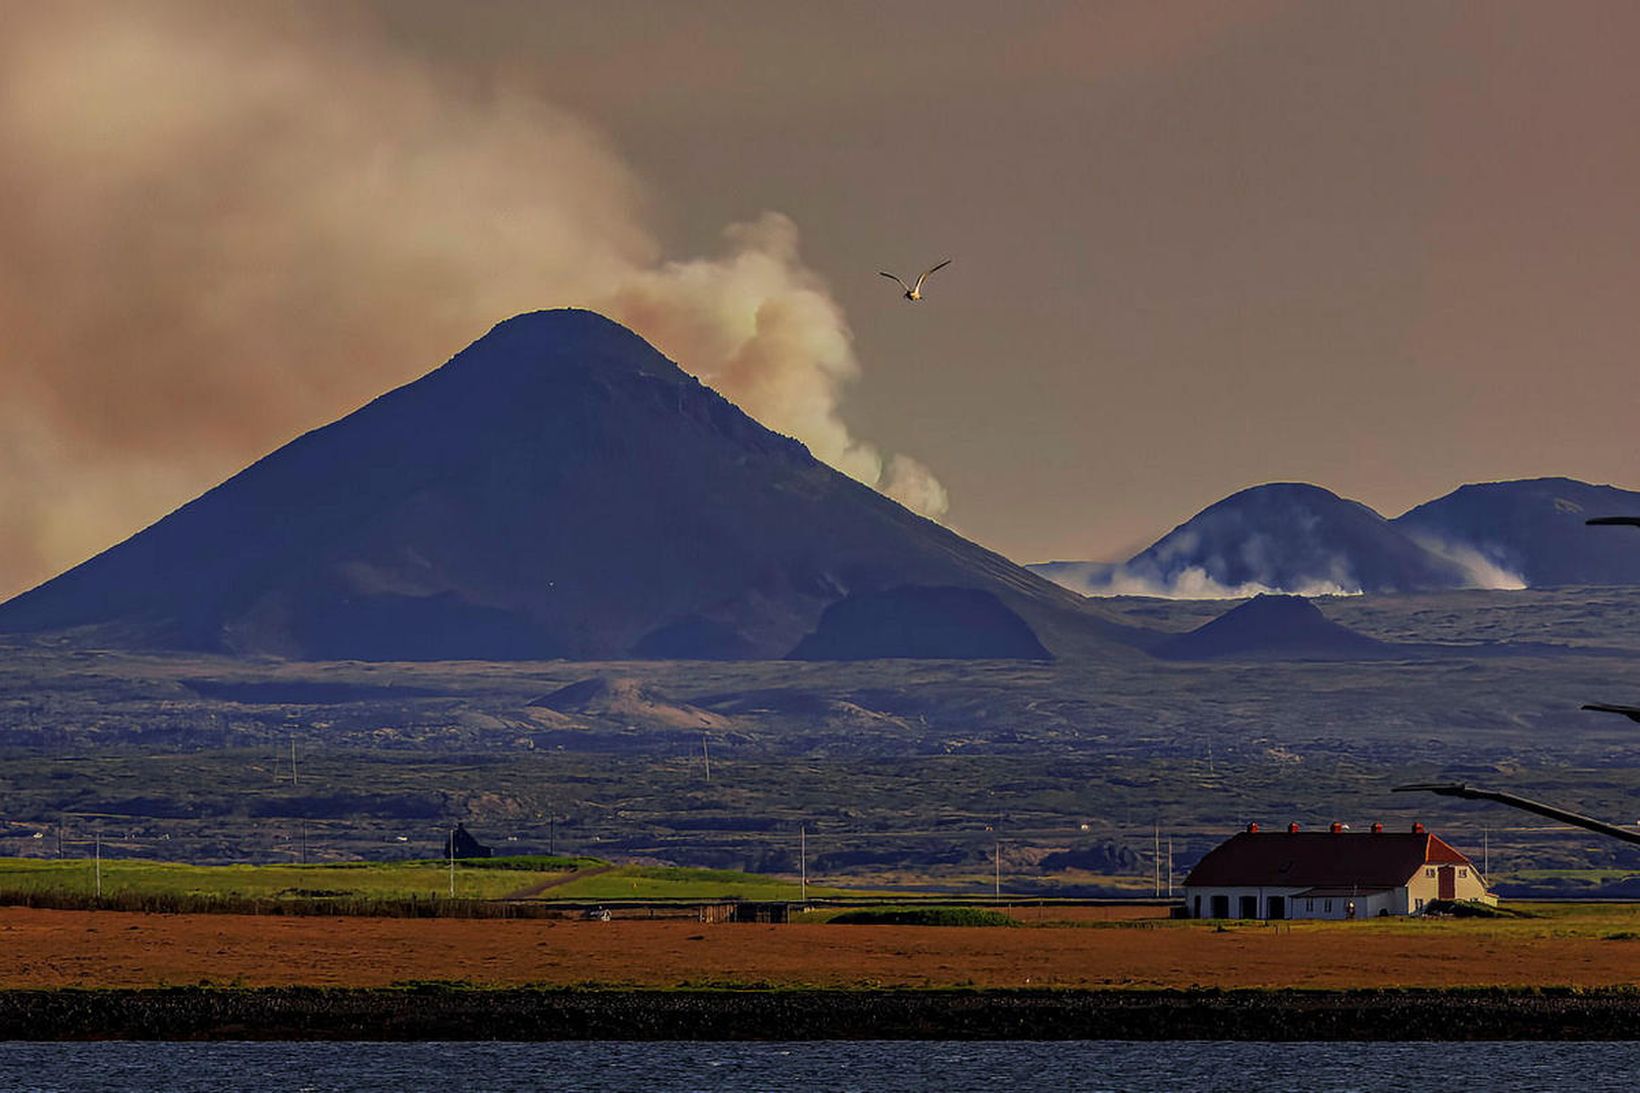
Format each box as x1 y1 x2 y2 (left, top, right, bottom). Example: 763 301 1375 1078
800 826 808 904
1167 837 1174 898
94 833 102 899
702 732 711 784
448 825 456 899
1154 825 1161 897
1483 827 1489 876
549 811 556 857
994 837 1001 901
300 823 308 866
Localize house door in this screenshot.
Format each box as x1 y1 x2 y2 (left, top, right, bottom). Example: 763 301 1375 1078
1266 896 1286 920
1238 895 1258 919
1438 865 1456 899
1210 895 1229 918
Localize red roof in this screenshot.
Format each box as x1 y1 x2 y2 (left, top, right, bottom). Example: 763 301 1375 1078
1183 831 1473 888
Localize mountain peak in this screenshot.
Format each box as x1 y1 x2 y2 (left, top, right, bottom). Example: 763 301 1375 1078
0 311 1114 662
459 309 683 381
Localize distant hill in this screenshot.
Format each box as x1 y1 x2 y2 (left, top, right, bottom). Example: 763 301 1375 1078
1394 477 1640 588
1036 476 1640 599
787 586 1052 661
526 677 728 730
1154 594 1392 660
0 310 1127 661
1108 483 1471 597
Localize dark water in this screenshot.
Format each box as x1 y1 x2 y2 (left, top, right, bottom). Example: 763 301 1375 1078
0 1041 1632 1092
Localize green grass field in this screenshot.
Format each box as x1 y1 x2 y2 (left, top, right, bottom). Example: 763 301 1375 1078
0 856 596 902
0 856 864 905
543 864 857 901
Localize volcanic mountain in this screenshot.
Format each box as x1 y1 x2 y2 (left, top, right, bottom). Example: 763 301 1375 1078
1394 477 1640 588
0 310 1126 661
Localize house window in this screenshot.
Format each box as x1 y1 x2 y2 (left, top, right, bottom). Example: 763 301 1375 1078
1305 899 1314 911
1415 898 1425 911
1425 868 1436 877
1324 899 1333 912
1459 869 1468 878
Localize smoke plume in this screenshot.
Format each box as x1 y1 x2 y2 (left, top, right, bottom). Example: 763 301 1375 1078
0 3 945 600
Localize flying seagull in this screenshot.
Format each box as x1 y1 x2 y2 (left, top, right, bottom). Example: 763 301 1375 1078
879 259 952 301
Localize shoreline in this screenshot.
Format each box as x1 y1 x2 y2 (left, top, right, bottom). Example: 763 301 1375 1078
2 987 1637 1041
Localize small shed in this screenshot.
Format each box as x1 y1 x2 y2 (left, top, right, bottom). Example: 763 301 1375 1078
1182 821 1493 920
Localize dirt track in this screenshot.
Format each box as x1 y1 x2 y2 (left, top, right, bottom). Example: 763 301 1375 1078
3 907 1639 990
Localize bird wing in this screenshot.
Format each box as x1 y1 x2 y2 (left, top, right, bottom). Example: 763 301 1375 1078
1586 516 1640 528
1582 703 1640 723
879 271 912 291
912 258 952 292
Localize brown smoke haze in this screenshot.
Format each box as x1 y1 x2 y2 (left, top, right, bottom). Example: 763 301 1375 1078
0 3 945 600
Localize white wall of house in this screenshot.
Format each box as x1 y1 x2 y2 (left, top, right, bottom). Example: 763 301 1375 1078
1183 886 1304 920
1183 885 1419 919
1186 863 1494 919
1286 889 1403 919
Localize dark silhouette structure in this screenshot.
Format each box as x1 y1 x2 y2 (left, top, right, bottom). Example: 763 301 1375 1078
1580 702 1640 723
1392 783 1640 847
444 823 492 860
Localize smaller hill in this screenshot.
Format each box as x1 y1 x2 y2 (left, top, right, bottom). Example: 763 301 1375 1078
787 586 1052 661
1154 594 1392 661
1118 483 1470 596
1394 477 1640 588
525 677 728 730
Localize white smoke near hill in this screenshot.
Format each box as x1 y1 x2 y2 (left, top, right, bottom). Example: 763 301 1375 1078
1034 561 1362 599
603 213 947 514
0 3 945 600
1402 536 1528 591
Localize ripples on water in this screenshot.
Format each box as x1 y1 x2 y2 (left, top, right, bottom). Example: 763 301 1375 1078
0 1041 1629 1092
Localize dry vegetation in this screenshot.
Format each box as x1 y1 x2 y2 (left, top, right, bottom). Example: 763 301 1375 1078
3 903 1638 991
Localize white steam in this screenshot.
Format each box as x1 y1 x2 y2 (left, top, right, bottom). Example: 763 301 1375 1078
1035 562 1362 600
1402 535 1528 591
604 214 949 514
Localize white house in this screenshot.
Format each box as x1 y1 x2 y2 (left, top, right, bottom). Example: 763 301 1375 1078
1182 821 1494 920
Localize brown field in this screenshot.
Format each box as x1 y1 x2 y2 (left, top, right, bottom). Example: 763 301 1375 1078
4 905 1640 990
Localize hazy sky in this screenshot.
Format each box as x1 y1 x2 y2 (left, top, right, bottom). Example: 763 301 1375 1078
4 1 1639 599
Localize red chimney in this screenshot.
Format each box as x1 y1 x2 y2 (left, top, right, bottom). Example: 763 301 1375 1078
1287 822 1300 834
1371 822 1383 834
1246 821 1260 834
1411 822 1425 834
1329 821 1343 834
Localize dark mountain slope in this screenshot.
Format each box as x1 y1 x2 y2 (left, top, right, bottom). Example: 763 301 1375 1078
1394 477 1640 587
0 310 1127 661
